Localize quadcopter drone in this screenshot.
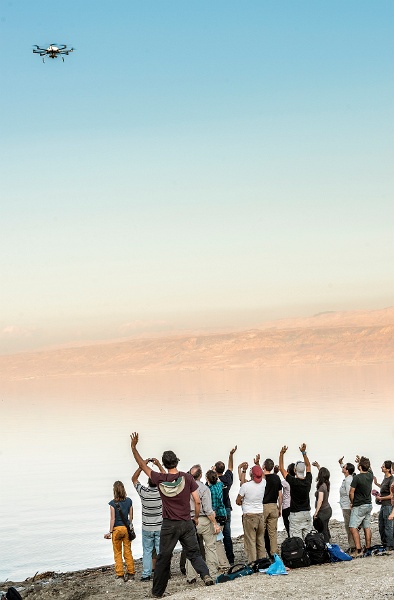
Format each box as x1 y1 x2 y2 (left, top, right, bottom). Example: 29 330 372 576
32 44 75 63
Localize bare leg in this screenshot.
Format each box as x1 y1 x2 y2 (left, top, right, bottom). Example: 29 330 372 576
364 528 371 548
350 527 361 550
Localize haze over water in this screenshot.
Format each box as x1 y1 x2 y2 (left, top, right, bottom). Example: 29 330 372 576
1 363 393 581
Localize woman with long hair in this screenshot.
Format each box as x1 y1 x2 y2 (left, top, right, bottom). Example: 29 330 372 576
313 466 332 543
104 481 135 581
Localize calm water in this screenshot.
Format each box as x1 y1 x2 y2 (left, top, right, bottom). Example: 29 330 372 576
1 364 393 581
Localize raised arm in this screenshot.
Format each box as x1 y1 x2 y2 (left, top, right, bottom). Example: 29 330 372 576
131 465 143 486
228 445 237 471
152 457 166 474
300 443 311 472
279 446 288 479
238 462 248 484
130 432 152 478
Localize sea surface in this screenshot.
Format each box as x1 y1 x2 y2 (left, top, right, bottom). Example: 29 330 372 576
1 364 393 581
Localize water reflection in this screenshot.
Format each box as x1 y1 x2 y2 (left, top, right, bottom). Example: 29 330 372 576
1 364 393 580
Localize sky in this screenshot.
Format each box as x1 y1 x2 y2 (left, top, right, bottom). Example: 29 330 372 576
0 1 393 354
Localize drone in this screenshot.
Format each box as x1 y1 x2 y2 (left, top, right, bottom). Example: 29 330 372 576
32 44 75 63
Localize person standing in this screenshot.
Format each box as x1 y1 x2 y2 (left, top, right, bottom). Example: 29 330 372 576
279 443 312 540
312 463 332 543
205 469 229 571
374 460 394 550
130 433 214 598
338 457 356 552
104 481 135 581
132 458 165 581
213 445 237 565
185 465 220 583
349 455 373 557
261 458 282 556
236 464 266 562
277 463 294 537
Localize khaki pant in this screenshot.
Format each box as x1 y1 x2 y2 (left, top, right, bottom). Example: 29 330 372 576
342 508 354 547
186 516 219 580
242 512 265 562
289 511 312 540
112 526 135 576
216 537 230 570
263 503 279 555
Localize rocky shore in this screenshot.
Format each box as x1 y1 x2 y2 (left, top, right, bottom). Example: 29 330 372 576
2 515 392 600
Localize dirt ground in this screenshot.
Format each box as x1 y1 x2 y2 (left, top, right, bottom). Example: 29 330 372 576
2 515 393 600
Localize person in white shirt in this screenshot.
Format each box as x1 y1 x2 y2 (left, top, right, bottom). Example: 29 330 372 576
338 456 355 552
236 463 266 562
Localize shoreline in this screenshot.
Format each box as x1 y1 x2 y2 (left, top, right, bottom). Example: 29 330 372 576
2 514 392 599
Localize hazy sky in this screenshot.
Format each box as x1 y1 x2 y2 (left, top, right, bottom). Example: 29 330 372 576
1 1 393 353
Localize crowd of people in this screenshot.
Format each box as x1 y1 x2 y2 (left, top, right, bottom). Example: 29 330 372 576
103 434 394 598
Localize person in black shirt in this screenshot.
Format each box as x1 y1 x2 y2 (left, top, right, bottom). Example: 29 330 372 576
279 443 312 540
214 445 237 565
262 458 282 556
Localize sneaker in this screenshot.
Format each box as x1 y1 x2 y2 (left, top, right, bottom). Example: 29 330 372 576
203 575 214 586
363 548 372 557
187 578 197 584
123 573 129 582
141 576 151 581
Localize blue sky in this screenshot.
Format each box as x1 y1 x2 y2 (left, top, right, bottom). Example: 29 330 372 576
0 1 393 352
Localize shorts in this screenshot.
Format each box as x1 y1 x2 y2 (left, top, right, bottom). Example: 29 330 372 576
349 504 372 529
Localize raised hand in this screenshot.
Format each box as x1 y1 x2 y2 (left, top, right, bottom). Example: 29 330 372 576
130 432 139 449
280 445 288 455
230 445 238 455
299 443 307 453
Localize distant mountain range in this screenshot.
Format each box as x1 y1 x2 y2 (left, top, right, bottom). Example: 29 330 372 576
1 307 393 380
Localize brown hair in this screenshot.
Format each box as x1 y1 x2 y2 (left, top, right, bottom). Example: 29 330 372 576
206 470 218 485
113 481 127 501
359 456 370 472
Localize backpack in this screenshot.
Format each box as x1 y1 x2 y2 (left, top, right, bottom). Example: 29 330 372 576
281 536 311 569
249 557 272 572
5 589 23 600
216 563 254 583
304 530 330 565
326 544 352 562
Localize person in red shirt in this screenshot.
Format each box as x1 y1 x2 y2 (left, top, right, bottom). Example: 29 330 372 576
130 432 214 598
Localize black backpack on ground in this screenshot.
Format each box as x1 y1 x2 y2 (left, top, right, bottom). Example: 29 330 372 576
281 536 311 569
249 557 272 572
5 589 23 600
304 530 330 565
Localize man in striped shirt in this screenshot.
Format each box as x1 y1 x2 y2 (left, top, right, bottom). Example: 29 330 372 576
132 458 165 581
